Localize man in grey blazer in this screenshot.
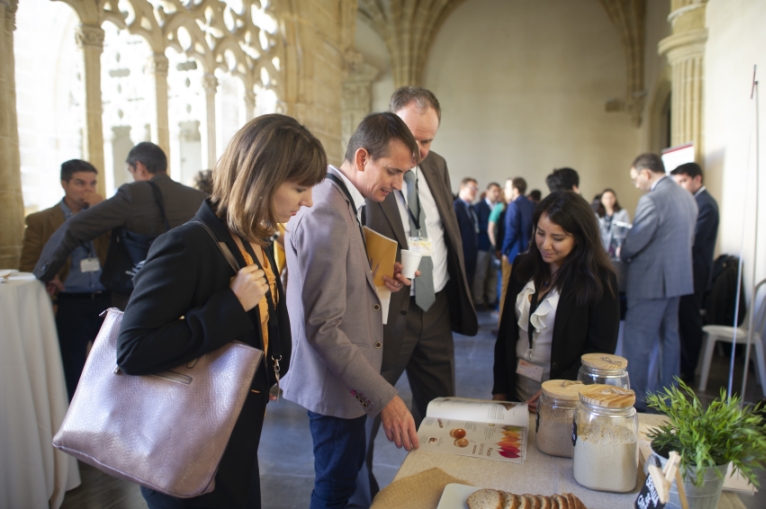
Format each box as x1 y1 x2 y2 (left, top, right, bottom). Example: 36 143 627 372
282 113 420 509
358 87 478 502
34 142 205 309
620 153 697 410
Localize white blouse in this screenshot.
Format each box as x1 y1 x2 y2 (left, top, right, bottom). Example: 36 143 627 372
514 280 560 400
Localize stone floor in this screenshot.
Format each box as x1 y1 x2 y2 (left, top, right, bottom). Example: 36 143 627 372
61 310 766 509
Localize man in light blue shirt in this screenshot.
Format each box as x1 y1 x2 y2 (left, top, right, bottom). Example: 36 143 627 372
20 159 110 399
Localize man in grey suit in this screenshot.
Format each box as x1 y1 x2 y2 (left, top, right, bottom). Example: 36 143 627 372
34 142 205 309
359 87 478 501
282 113 420 509
620 153 697 410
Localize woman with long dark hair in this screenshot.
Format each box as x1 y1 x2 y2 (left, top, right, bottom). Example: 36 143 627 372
492 191 620 410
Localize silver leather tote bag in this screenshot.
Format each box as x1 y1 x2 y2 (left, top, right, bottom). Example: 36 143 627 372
53 307 262 498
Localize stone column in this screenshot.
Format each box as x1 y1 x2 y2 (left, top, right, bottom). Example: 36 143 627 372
658 0 708 162
147 53 170 159
341 51 379 157
201 72 217 169
0 0 24 269
75 23 106 196
244 89 255 122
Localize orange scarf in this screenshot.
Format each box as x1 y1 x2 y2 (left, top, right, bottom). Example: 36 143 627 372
238 246 278 354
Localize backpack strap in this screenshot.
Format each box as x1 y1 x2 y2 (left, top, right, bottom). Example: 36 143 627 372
147 180 171 232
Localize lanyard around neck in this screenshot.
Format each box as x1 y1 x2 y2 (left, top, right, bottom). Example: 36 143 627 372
326 173 367 251
236 234 282 367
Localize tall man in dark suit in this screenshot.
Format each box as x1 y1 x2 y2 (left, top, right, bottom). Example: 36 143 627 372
34 142 205 310
670 162 720 384
499 177 535 315
454 177 479 287
359 87 478 502
473 182 501 310
20 159 109 399
621 153 697 410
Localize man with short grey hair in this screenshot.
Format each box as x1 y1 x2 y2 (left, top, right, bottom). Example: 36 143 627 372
360 87 478 502
620 153 697 411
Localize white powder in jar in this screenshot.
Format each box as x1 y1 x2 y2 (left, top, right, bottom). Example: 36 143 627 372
573 421 637 492
535 404 575 457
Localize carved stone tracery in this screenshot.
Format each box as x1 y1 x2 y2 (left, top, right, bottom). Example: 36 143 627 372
75 23 105 48
55 0 287 180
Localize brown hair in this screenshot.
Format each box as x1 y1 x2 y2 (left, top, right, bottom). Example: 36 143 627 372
512 177 528 196
599 188 623 216
211 114 327 244
344 112 418 164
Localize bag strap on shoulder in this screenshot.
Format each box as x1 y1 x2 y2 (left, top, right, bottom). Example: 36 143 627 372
192 221 240 274
147 180 171 232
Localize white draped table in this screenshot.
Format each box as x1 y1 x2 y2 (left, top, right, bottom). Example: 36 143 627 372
0 272 81 509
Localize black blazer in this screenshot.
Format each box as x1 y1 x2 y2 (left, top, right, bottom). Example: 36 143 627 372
692 189 719 296
492 255 619 399
117 200 291 508
454 198 478 277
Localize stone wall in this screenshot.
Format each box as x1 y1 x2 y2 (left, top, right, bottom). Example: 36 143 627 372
0 0 23 270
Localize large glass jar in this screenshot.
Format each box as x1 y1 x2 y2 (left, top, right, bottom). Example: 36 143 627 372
577 353 630 389
572 384 638 493
536 380 583 458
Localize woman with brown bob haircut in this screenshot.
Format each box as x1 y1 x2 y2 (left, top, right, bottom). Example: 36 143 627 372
118 114 327 509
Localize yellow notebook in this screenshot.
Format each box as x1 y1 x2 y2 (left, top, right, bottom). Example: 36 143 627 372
363 226 397 287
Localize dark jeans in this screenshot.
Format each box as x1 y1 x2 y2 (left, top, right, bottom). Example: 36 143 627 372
308 411 367 509
55 292 110 400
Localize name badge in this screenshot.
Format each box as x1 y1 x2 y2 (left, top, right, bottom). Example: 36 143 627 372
407 236 432 256
80 257 101 273
516 359 544 382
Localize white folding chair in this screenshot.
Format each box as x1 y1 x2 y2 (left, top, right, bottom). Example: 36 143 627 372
697 279 766 397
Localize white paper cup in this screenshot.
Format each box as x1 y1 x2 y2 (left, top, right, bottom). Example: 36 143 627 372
400 249 423 279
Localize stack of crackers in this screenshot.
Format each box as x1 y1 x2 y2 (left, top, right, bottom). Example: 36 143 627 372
466 489 587 509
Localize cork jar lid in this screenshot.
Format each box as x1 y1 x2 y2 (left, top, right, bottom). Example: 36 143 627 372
541 380 584 402
580 353 628 373
579 384 636 408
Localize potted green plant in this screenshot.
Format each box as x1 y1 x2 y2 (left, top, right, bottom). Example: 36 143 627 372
645 379 766 509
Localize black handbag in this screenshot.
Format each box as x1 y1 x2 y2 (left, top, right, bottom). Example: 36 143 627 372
100 181 170 294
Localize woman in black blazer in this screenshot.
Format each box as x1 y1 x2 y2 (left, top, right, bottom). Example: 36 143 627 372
117 115 327 509
493 191 619 410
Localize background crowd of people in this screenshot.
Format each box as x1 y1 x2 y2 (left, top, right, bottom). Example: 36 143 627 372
457 155 720 414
